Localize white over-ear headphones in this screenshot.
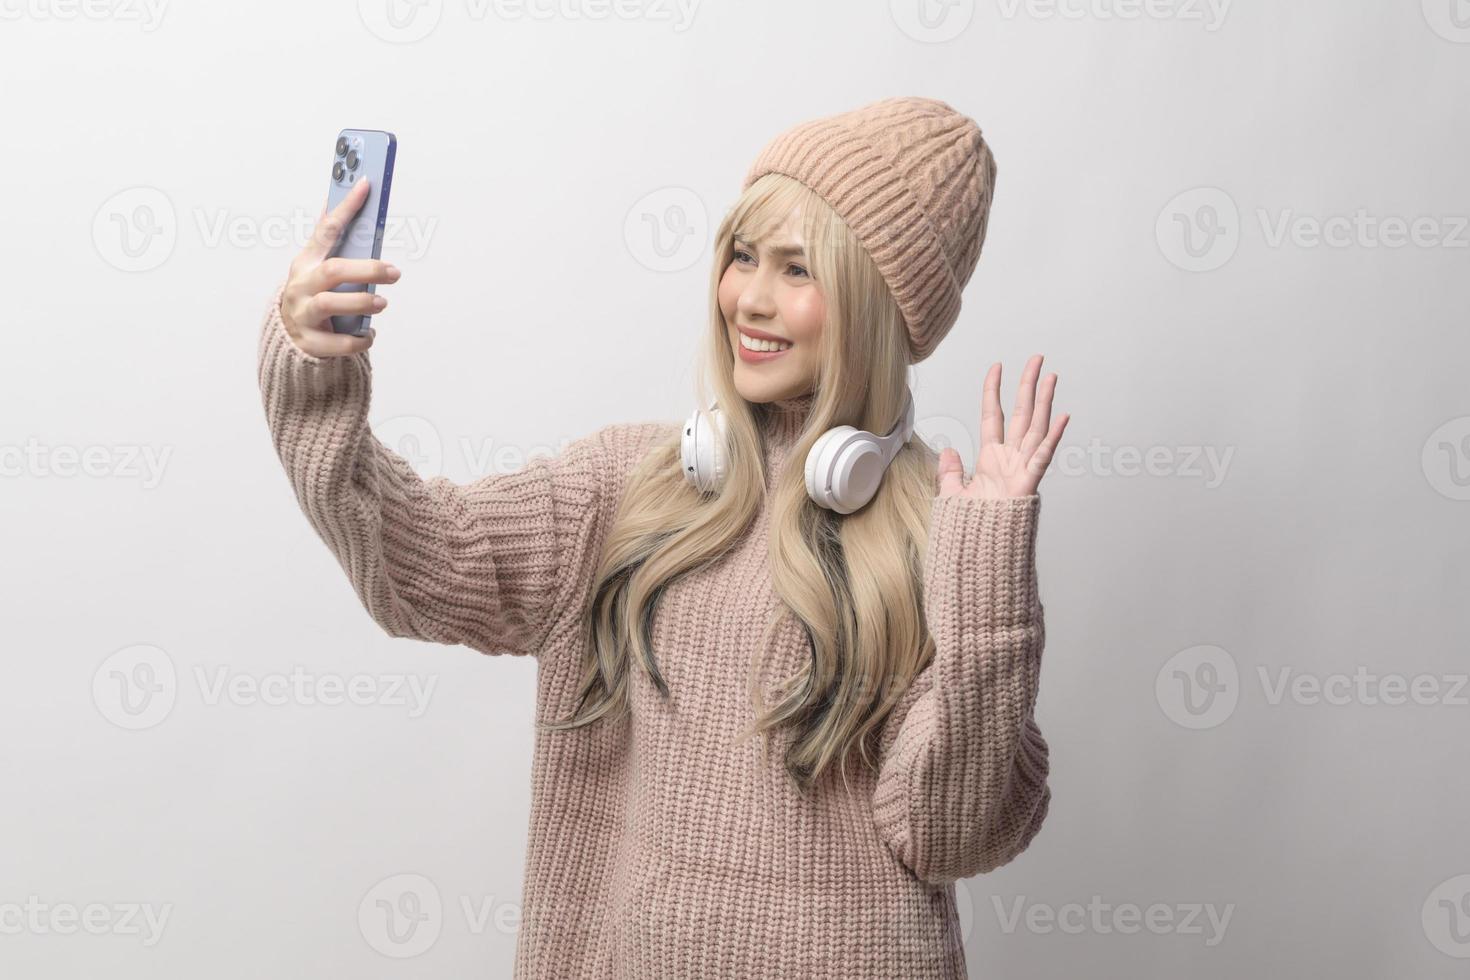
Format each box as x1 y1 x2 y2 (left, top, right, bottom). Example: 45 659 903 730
680 388 915 515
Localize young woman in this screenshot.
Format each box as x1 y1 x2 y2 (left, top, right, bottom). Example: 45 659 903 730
257 96 1069 979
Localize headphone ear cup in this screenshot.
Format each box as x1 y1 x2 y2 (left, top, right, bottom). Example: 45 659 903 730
680 408 702 488
681 406 729 493
708 409 728 489
826 437 886 514
804 426 857 510
803 434 825 506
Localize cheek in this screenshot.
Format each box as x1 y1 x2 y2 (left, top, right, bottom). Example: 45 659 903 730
717 264 740 318
784 288 826 347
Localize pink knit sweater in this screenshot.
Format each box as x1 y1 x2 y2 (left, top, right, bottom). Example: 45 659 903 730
256 285 1051 978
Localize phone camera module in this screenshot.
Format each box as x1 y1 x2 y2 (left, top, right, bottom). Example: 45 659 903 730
335 137 348 157
345 149 359 170
332 161 345 182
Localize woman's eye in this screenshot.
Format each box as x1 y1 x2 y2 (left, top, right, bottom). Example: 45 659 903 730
731 249 806 278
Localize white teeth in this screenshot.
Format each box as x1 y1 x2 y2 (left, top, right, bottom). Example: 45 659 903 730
740 333 792 352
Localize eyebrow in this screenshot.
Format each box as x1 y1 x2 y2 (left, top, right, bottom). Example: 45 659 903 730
733 234 807 259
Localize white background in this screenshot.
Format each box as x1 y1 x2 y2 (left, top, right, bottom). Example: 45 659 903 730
2 0 1468 976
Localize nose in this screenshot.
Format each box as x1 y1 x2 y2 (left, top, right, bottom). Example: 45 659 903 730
737 268 777 321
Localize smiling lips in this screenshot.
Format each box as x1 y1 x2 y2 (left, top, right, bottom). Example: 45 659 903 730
736 327 792 363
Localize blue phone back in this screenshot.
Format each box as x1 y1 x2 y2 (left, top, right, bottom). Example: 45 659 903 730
325 128 396 336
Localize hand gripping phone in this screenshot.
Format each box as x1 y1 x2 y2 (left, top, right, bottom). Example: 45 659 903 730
324 128 396 336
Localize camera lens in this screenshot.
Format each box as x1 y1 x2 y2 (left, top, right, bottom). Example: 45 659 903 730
345 149 359 170
335 137 348 157
332 161 345 181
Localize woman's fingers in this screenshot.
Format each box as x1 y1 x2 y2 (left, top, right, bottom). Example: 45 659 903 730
301 289 387 322
1026 413 1070 481
278 179 397 359
936 447 967 496
302 178 370 263
1021 371 1057 458
309 257 400 292
281 288 386 347
1006 354 1043 446
980 361 1005 449
296 327 376 358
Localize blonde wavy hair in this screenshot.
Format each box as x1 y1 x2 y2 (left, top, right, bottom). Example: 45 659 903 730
541 172 947 798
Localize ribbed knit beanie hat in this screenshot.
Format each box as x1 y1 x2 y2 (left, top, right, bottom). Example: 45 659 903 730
740 96 997 364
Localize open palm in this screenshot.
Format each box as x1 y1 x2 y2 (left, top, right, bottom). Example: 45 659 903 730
937 354 1070 499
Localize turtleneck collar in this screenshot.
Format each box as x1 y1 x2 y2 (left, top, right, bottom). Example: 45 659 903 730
762 390 815 450
757 390 816 490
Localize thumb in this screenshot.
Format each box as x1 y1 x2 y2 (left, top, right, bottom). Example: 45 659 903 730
936 447 966 496
305 177 370 261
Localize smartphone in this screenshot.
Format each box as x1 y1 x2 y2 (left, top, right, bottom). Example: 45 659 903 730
324 128 397 336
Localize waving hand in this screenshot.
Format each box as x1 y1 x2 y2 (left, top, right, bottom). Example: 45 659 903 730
936 354 1070 499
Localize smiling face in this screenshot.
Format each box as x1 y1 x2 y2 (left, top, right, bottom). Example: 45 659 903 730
718 207 827 404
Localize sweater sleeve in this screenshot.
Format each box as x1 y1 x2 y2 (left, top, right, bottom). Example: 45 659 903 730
871 492 1051 885
255 282 668 658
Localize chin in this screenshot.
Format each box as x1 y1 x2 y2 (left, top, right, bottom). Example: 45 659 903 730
730 372 773 404
730 375 762 403
734 378 800 407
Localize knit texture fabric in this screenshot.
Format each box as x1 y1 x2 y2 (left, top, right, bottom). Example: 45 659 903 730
741 95 998 364
256 284 1051 979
